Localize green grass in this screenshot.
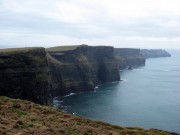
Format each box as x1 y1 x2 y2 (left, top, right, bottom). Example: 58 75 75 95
84 129 92 135
46 45 81 52
30 118 38 122
67 128 81 135
20 124 34 129
76 122 81 125
14 121 34 129
11 108 27 116
0 47 41 53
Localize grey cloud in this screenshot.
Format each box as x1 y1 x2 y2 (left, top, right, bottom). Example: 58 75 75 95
0 0 180 49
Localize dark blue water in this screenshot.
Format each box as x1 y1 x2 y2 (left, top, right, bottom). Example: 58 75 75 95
55 50 180 133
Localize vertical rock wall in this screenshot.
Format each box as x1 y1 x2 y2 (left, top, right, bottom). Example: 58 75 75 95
47 45 120 97
0 48 51 105
114 48 146 69
0 45 149 104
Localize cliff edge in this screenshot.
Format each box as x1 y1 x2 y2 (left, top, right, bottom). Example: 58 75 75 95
0 48 51 105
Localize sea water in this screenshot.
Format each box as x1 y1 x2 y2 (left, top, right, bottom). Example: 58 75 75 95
55 50 180 133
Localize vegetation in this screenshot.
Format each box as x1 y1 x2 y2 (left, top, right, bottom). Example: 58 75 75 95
46 45 81 52
0 47 42 54
0 96 177 135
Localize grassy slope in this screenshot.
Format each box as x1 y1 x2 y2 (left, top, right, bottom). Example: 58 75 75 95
0 96 177 135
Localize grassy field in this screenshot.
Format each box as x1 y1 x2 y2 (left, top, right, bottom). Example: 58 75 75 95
0 96 177 135
46 45 81 52
0 47 42 54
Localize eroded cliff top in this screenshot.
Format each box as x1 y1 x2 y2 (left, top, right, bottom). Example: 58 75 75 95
46 45 114 53
0 96 177 135
0 47 43 54
46 45 81 52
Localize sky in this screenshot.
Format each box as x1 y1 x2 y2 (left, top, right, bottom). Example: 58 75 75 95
0 0 180 49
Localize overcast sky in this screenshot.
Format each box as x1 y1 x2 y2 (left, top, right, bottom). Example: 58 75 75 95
0 0 180 49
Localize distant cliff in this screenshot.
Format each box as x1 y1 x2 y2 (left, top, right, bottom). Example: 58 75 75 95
114 48 146 69
0 48 52 105
141 49 171 58
47 45 120 97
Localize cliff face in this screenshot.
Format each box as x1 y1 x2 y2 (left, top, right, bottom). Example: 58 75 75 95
0 48 51 105
0 46 172 105
47 45 120 96
0 45 120 104
114 48 146 69
141 49 171 58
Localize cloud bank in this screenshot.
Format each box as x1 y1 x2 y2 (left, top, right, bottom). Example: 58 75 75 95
0 0 180 49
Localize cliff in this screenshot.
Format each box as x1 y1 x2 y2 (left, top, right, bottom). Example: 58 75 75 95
0 46 171 104
114 48 146 69
0 45 120 104
46 45 120 97
0 46 177 134
0 48 51 105
0 96 177 135
141 49 171 58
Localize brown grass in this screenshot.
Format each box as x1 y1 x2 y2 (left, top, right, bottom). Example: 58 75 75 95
0 47 42 54
0 96 178 135
46 45 80 52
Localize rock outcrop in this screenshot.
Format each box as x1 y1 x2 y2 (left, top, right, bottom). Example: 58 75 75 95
47 45 120 97
141 49 171 58
114 48 146 69
0 48 51 105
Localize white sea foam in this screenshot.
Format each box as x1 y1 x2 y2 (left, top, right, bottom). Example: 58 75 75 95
111 81 120 84
53 97 58 100
121 79 127 82
53 99 62 108
63 93 76 97
53 100 62 104
95 86 99 89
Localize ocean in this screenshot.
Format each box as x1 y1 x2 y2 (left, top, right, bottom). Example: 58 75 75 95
54 50 180 133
